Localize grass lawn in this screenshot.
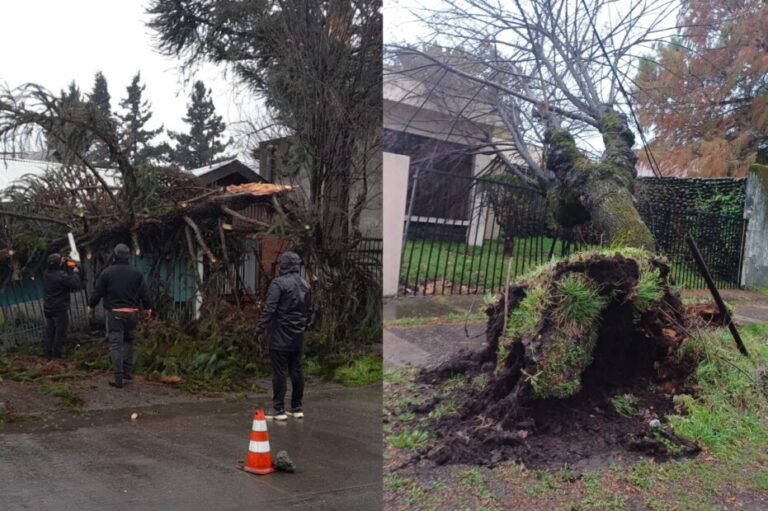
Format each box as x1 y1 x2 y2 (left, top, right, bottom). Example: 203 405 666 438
383 323 768 510
400 239 738 294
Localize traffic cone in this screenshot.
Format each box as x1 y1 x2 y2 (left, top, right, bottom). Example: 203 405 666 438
237 409 275 475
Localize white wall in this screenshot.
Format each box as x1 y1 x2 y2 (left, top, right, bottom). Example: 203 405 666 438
383 152 410 296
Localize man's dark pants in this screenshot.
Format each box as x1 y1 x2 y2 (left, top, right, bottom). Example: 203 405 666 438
270 349 304 412
107 311 137 382
43 311 69 359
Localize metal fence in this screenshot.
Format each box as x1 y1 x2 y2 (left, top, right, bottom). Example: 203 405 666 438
641 208 746 289
0 285 91 350
351 238 383 274
398 170 746 295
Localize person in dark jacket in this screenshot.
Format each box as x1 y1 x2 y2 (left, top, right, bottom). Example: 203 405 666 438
87 243 153 388
42 253 82 359
255 251 312 420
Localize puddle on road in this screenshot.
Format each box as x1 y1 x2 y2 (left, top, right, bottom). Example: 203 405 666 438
0 385 380 435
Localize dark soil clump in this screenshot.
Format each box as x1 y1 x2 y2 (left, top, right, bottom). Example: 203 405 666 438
415 250 714 469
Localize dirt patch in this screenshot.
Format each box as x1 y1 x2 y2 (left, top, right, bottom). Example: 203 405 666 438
0 380 59 415
410 251 718 470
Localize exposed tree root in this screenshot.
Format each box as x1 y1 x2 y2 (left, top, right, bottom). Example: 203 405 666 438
415 249 721 468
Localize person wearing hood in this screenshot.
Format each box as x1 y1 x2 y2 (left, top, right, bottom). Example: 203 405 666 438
87 243 153 388
42 253 82 359
255 251 312 421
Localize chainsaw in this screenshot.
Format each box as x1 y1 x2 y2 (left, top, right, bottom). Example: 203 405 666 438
66 232 90 308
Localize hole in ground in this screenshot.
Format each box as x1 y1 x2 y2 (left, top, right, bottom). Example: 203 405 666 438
427 295 700 470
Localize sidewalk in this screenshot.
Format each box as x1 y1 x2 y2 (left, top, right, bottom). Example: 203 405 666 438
384 288 768 370
385 289 768 324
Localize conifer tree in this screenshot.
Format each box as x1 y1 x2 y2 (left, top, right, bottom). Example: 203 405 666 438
117 71 165 165
47 81 90 162
168 80 229 169
87 71 115 166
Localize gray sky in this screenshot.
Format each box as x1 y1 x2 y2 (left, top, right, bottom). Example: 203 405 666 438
0 0 259 159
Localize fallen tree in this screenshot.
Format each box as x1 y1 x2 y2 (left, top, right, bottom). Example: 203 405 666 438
414 248 723 467
386 0 682 248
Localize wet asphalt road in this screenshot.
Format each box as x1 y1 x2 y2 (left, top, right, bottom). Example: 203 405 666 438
0 385 382 511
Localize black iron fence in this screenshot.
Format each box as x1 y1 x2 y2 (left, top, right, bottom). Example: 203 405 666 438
351 238 383 274
399 170 746 295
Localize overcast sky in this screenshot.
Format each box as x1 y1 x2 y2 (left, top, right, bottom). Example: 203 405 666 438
0 0 259 159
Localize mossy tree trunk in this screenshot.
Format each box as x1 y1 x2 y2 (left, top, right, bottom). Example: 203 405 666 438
546 106 655 250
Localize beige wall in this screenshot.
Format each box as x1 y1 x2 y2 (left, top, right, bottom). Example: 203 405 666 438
383 152 410 296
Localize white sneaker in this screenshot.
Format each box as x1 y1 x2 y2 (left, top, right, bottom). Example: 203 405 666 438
286 409 304 419
265 409 288 421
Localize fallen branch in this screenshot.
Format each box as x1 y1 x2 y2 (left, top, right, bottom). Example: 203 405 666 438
180 187 224 208
131 230 142 257
183 215 217 264
0 209 70 227
218 217 240 307
221 205 270 228
184 225 204 288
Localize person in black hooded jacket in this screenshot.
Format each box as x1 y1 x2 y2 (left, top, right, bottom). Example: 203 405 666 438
87 243 153 388
255 251 312 420
42 253 82 359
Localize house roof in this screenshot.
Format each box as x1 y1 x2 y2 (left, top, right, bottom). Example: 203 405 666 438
0 157 266 193
187 158 265 186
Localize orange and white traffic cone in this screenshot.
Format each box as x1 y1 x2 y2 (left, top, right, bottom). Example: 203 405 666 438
237 409 275 475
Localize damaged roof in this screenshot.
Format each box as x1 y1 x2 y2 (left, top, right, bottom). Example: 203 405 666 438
225 182 293 197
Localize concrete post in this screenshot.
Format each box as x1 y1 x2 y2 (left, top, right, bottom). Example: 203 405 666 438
383 152 410 296
741 163 768 288
467 153 492 246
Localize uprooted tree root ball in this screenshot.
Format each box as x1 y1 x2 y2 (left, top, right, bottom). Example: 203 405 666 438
415 248 724 469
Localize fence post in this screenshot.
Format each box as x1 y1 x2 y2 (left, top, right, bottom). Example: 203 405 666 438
467 154 492 247
740 161 768 288
383 152 410 296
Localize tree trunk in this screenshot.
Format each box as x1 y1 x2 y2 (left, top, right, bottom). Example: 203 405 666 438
545 106 655 250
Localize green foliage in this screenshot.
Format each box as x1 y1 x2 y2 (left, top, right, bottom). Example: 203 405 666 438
388 428 429 451
635 268 663 311
427 401 456 421
39 383 84 410
303 357 323 377
383 367 412 385
118 71 166 165
332 356 382 387
669 324 768 459
554 274 607 327
697 191 745 218
471 372 489 390
134 302 270 391
530 331 598 398
458 467 495 501
610 393 639 417
507 285 548 339
384 311 486 328
168 80 230 169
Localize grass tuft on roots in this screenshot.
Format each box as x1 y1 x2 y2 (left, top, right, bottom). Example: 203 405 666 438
553 273 607 327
